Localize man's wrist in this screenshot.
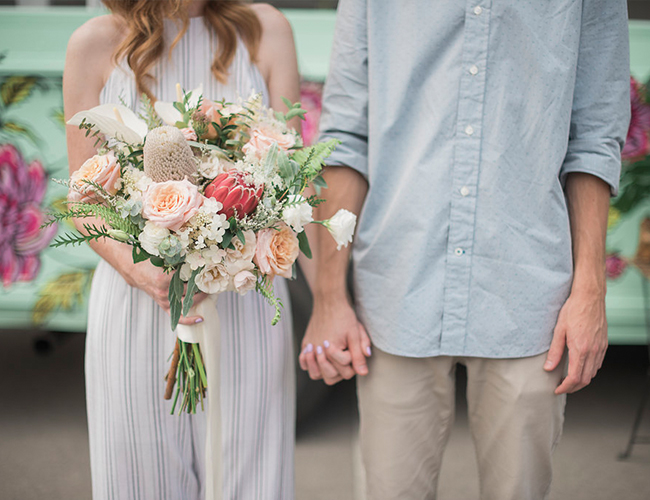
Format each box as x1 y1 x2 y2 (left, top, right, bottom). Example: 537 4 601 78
570 272 606 300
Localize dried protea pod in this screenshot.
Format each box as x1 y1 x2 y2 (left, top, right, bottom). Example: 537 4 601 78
143 126 197 183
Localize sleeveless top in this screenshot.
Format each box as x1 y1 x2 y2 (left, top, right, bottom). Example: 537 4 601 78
100 16 269 112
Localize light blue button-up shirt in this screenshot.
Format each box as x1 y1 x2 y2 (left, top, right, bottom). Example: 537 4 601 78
319 0 630 358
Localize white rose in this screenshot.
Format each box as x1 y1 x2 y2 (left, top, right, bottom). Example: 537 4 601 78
233 270 256 295
282 195 313 233
325 209 357 250
138 221 170 256
195 264 231 294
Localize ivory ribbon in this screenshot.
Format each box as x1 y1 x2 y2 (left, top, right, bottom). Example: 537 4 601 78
175 295 222 500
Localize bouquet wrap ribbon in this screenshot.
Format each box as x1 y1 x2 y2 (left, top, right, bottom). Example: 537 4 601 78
175 295 222 500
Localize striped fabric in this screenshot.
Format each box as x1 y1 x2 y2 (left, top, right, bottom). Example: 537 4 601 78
86 18 295 500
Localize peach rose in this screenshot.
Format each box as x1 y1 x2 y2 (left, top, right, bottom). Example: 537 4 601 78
69 152 121 202
199 99 242 140
243 124 297 159
254 224 299 279
142 179 202 231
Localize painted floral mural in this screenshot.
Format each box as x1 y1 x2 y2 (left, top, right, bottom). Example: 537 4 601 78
0 144 57 287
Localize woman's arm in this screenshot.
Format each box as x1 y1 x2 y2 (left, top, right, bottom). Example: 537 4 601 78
251 4 317 288
63 16 203 325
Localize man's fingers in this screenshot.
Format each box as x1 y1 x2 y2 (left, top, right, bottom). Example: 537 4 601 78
348 326 369 376
555 349 587 395
358 324 372 358
316 345 344 385
544 326 567 372
325 341 353 366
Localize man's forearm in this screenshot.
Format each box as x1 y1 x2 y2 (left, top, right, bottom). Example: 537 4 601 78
313 165 368 302
564 172 611 297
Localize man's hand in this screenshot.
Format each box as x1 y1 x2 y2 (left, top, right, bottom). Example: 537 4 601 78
546 173 611 394
544 290 607 394
299 298 371 385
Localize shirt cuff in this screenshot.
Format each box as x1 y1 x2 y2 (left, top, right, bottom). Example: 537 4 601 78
560 138 622 196
319 131 369 179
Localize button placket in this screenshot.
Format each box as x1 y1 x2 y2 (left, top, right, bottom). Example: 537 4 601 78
440 0 492 353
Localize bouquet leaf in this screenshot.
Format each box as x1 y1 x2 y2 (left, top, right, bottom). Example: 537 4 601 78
169 269 184 330
297 230 312 259
182 267 202 317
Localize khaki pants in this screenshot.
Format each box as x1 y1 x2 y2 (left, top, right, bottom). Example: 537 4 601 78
357 348 566 500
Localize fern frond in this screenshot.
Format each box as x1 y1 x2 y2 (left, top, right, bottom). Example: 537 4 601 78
291 139 341 180
51 223 112 247
255 276 283 326
65 202 140 235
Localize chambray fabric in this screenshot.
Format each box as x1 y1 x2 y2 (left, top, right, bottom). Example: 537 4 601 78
319 0 630 358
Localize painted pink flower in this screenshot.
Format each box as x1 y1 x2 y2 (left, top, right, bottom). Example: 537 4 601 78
605 253 628 280
300 81 323 147
0 144 57 287
622 78 650 161
204 169 263 220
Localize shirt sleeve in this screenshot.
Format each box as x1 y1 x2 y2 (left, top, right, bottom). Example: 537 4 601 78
559 0 631 196
318 0 369 179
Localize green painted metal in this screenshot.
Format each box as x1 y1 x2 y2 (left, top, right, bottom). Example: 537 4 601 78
0 8 648 345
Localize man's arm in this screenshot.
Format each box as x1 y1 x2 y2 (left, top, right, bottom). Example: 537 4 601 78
298 0 371 384
544 0 630 393
544 173 609 393
299 166 370 384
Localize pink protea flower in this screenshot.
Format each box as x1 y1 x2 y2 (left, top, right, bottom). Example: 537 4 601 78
622 77 650 161
204 170 263 220
300 81 323 147
0 144 57 287
605 253 628 280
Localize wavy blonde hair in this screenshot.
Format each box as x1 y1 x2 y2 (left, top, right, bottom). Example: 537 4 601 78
102 0 261 99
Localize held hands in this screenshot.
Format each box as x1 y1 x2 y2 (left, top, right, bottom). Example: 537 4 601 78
544 290 608 394
299 298 372 385
121 260 208 326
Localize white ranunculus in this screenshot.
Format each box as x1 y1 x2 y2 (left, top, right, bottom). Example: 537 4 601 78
282 195 313 233
325 209 357 250
138 221 170 256
233 270 256 295
195 264 231 294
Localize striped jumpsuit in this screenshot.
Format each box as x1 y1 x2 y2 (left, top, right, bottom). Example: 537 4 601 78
85 17 295 500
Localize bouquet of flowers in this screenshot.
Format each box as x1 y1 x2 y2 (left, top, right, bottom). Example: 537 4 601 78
49 85 356 414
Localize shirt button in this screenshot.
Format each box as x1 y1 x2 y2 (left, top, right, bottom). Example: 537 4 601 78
460 186 470 197
454 247 465 256
465 125 474 136
474 5 483 15
469 65 479 75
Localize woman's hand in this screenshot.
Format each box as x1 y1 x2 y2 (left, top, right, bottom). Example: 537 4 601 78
118 257 207 325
